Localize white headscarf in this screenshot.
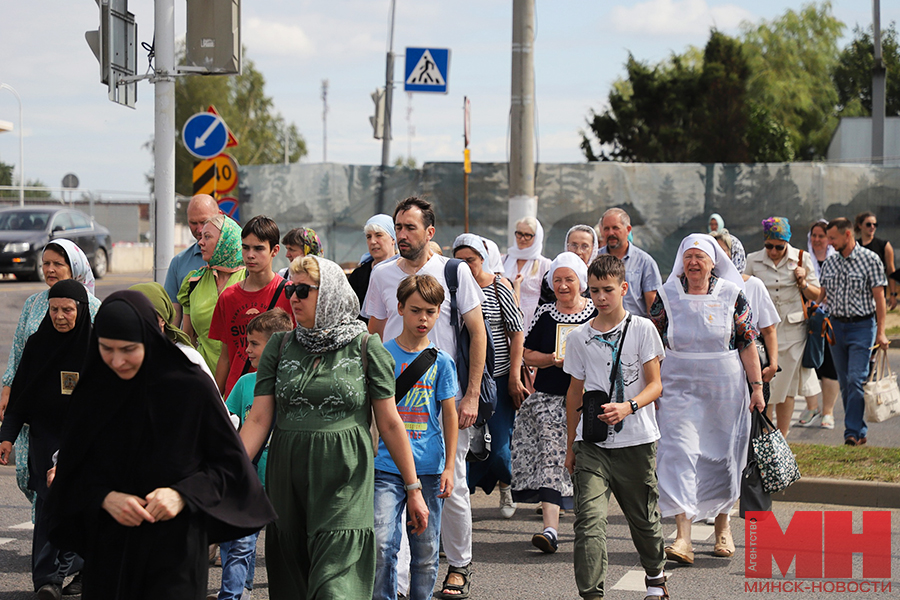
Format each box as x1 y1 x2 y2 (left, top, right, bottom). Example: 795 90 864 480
565 224 600 264
481 237 504 274
506 217 545 262
668 233 744 290
452 233 488 261
807 219 836 279
546 251 589 293
46 238 96 295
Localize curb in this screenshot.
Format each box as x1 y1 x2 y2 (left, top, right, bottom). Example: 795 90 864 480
773 477 900 509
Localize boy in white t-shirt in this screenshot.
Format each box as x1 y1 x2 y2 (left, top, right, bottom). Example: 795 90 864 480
564 255 669 600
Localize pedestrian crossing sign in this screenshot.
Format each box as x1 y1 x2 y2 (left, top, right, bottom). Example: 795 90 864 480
404 48 450 93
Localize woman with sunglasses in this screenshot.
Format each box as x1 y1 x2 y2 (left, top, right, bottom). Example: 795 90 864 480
744 217 821 437
240 255 427 598
855 211 897 310
502 217 550 330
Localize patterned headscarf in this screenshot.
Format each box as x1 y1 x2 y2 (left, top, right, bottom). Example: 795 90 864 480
129 282 194 348
294 256 367 354
207 215 244 272
762 217 791 242
297 227 324 257
45 238 96 295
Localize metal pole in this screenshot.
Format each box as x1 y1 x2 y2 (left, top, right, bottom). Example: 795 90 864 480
508 0 536 248
153 0 176 284
322 79 329 163
872 0 885 165
377 0 396 214
0 84 24 206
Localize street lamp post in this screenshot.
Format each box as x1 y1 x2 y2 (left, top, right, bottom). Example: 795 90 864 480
0 83 24 206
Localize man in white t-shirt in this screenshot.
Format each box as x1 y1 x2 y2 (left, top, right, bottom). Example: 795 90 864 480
366 197 486 599
563 255 669 600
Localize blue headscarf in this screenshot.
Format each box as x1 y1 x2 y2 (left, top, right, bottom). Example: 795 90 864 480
360 214 397 264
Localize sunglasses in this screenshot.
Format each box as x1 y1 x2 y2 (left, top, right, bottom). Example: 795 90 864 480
284 283 319 300
865 222 878 228
514 231 535 240
764 243 786 251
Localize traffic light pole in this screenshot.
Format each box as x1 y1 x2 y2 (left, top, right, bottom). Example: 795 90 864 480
508 0 536 249
376 0 396 215
153 0 176 285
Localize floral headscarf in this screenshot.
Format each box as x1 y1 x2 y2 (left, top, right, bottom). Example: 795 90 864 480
206 215 244 272
762 217 791 242
294 256 367 354
297 227 324 257
45 238 96 295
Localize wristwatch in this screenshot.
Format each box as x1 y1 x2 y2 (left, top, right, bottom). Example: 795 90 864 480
629 400 639 414
404 480 423 492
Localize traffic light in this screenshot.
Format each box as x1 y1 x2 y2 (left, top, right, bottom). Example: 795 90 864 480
184 0 241 74
85 0 137 108
370 88 385 140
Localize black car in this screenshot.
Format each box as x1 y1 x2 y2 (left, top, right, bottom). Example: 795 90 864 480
0 206 112 281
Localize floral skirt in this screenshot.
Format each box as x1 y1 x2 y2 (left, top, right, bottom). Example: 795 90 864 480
509 391 573 508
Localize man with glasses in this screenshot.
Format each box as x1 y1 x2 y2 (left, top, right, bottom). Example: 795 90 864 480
596 208 662 317
818 217 889 446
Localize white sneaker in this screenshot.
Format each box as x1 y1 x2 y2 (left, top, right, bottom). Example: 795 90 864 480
499 486 517 519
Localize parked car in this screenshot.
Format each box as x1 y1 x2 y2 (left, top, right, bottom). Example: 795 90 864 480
0 206 112 281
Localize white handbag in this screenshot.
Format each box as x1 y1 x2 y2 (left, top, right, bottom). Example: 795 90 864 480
864 347 900 423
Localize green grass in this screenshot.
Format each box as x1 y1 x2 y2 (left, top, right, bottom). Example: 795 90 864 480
886 325 900 337
790 443 900 483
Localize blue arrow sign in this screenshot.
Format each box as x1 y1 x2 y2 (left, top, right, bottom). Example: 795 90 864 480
404 48 450 93
183 112 229 159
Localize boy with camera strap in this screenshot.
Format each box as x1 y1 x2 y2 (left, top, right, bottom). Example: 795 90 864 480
563 255 669 600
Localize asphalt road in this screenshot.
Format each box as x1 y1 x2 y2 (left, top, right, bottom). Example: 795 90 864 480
0 273 899 598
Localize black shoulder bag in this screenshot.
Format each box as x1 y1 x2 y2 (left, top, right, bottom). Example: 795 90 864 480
581 315 631 443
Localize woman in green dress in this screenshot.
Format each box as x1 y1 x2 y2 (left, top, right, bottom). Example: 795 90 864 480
178 214 246 372
240 255 428 599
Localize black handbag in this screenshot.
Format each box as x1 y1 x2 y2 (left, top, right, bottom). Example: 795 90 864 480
581 315 631 443
740 408 772 518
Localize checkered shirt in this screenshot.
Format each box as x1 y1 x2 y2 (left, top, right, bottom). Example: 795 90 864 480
819 244 888 318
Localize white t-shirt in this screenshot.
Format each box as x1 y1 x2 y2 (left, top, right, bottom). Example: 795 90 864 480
366 252 486 357
743 275 781 330
563 313 665 449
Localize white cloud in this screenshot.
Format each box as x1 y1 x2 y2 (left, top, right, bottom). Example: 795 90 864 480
608 0 753 36
244 18 316 59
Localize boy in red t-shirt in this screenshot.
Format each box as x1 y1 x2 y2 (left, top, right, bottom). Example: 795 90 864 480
209 215 294 398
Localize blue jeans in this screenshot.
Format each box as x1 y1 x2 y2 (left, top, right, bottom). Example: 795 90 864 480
373 470 443 600
218 531 260 600
829 317 876 440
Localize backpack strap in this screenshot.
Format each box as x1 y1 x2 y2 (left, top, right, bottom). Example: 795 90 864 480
445 258 462 332
240 278 289 377
394 347 439 405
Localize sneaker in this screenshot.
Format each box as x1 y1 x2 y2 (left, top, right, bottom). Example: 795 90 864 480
37 584 62 600
821 414 835 429
499 486 517 519
531 531 558 554
797 409 821 427
61 573 82 596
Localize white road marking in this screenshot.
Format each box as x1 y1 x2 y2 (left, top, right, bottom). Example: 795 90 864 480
667 522 714 541
612 569 649 591
10 522 33 530
0 537 14 545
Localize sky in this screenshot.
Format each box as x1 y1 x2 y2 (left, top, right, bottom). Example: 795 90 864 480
0 1 895 198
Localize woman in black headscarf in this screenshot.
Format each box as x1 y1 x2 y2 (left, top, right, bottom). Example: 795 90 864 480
44 291 276 600
0 280 92 598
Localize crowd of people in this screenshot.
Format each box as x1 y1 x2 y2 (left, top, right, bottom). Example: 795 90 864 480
0 192 894 600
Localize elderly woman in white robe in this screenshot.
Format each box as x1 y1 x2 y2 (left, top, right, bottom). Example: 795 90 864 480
649 234 765 563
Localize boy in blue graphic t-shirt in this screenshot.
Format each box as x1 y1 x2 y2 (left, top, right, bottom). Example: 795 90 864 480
374 274 458 600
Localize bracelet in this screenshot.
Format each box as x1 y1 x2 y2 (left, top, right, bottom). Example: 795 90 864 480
404 479 423 492
750 381 764 386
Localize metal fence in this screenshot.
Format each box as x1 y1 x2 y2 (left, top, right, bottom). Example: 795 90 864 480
237 162 900 275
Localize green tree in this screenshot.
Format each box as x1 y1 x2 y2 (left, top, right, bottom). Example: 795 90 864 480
0 160 12 186
833 24 900 117
147 47 307 201
741 2 845 159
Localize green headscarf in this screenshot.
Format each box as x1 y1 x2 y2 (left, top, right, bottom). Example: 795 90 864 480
207 214 244 271
129 282 195 348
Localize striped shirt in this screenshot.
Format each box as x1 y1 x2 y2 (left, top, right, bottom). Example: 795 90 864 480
482 277 525 378
819 244 887 318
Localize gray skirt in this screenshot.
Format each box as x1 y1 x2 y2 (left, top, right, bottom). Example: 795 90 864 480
510 391 573 506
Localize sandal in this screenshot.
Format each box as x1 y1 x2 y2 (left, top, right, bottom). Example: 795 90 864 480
644 573 669 600
664 539 694 564
436 563 471 599
714 528 735 557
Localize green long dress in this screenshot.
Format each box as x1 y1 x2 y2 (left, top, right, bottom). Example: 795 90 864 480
255 330 395 599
